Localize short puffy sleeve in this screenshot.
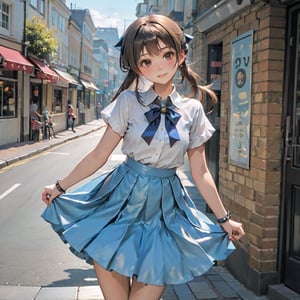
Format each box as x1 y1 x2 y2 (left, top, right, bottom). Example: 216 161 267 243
188 100 215 149
101 92 130 136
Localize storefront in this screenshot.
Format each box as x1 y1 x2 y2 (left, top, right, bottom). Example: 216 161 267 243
0 45 33 145
80 78 98 123
29 56 60 137
0 71 17 118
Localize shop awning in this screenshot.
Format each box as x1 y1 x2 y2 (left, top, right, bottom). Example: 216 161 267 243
54 69 79 85
29 56 58 83
0 46 34 74
81 79 98 90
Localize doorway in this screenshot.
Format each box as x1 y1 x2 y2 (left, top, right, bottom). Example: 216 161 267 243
282 3 300 294
206 44 222 186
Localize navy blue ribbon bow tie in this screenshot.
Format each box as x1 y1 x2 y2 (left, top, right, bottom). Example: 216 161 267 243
141 100 181 147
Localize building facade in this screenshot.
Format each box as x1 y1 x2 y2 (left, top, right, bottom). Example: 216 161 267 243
0 1 33 145
191 0 299 296
67 9 99 124
0 1 102 146
94 27 122 106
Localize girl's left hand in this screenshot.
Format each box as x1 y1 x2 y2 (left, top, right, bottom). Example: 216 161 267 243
221 219 245 241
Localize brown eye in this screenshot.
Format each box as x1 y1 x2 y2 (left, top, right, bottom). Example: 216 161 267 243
140 59 152 68
164 51 175 60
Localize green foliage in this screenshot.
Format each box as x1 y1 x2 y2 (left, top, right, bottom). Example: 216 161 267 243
25 16 58 62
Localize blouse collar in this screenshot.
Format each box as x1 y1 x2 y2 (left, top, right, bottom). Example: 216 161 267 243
138 85 182 109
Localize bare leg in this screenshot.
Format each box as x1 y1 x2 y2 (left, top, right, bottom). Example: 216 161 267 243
93 261 130 300
129 277 165 300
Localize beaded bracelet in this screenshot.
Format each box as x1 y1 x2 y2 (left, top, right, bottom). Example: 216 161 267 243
217 211 231 224
56 180 66 194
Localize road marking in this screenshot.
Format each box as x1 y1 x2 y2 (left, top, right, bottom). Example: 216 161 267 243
46 151 70 155
0 183 21 200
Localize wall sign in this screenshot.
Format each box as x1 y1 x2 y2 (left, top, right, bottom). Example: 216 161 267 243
229 30 253 169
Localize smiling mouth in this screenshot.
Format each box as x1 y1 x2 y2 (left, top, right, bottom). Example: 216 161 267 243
157 73 168 78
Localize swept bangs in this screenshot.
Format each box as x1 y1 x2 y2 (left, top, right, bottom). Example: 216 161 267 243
120 16 183 73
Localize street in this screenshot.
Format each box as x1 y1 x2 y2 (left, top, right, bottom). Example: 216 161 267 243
0 127 121 287
0 126 272 300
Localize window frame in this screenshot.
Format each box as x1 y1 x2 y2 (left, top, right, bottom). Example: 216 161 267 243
0 77 17 119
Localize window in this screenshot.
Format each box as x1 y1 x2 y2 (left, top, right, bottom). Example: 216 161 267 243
168 0 175 11
53 89 62 113
31 0 45 15
70 49 79 68
58 15 65 32
52 9 65 31
51 8 56 25
39 0 45 14
83 23 92 41
0 2 9 30
84 90 90 109
56 43 61 60
30 0 37 8
0 79 16 118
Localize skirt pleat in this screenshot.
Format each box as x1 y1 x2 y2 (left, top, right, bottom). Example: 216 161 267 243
42 156 234 286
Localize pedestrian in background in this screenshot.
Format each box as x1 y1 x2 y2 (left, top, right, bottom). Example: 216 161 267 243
42 14 244 300
30 99 43 141
67 104 76 133
79 100 85 124
42 106 55 139
96 102 102 119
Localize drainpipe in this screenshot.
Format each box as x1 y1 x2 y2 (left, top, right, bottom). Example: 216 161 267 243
20 0 27 142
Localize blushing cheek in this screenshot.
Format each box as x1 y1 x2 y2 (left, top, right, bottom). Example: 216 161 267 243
140 68 152 78
165 59 177 71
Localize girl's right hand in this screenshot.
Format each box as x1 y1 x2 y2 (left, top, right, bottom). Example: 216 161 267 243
42 184 61 206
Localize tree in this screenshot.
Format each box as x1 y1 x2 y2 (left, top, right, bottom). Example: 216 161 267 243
25 16 58 62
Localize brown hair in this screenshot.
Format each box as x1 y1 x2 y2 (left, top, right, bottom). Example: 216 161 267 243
112 14 217 104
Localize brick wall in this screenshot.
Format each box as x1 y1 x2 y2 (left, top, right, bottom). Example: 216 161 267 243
193 0 286 286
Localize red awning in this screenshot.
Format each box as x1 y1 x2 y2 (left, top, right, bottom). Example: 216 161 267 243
0 46 34 74
29 57 58 84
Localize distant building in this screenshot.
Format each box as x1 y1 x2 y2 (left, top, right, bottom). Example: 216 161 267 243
70 9 99 122
94 27 123 102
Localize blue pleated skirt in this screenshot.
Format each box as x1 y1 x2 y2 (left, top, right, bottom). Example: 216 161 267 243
42 156 234 286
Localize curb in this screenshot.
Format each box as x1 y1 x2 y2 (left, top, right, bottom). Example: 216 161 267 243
0 121 106 170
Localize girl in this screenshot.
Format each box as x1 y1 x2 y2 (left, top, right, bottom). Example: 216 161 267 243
42 14 244 300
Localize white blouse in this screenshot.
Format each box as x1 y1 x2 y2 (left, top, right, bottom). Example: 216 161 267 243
101 86 215 168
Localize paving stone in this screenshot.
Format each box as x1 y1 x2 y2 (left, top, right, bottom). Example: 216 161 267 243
161 285 178 300
224 278 268 300
173 284 197 300
77 285 104 300
188 281 219 299
0 285 40 300
210 279 239 299
206 273 225 282
35 286 77 300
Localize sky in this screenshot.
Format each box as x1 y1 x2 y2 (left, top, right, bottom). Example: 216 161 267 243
66 0 139 36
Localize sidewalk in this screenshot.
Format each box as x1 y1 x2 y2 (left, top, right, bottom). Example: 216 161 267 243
0 119 106 169
0 120 271 299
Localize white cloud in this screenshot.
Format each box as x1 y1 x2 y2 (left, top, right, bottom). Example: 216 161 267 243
90 9 125 35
